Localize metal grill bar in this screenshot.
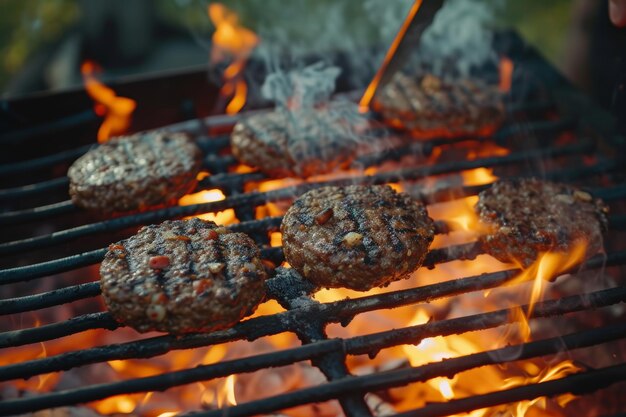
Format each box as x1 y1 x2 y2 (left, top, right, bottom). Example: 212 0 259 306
0 144 93 176
4 291 622 417
0 241 481 349
0 115 580 225
393 364 626 417
0 248 107 285
194 324 626 417
0 281 100 315
1 251 622 379
0 140 595 257
0 221 451 315
0 177 70 201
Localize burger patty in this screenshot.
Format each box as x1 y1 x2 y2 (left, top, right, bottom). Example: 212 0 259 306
100 218 268 334
68 132 202 213
231 105 367 178
373 73 504 139
475 179 609 267
281 185 435 291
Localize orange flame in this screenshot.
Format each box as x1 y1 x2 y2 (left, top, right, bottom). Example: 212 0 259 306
209 3 259 114
499 56 514 93
513 240 587 317
502 360 581 416
81 61 136 143
359 0 424 111
178 185 238 225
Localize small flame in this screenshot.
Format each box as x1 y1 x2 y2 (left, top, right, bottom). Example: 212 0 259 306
461 168 498 187
513 240 588 317
81 61 136 143
502 360 580 417
216 375 238 408
209 3 259 114
178 187 237 225
499 56 514 93
360 0 424 111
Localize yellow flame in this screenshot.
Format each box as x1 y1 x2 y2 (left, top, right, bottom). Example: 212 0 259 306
178 188 237 225
502 360 580 417
81 60 136 143
461 168 498 186
209 3 259 115
513 241 587 317
216 375 238 408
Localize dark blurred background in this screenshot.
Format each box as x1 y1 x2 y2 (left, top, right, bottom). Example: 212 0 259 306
0 0 623 114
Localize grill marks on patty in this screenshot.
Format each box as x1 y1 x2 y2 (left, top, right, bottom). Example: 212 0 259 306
68 132 202 213
100 218 267 334
373 73 504 139
281 185 435 291
475 179 609 267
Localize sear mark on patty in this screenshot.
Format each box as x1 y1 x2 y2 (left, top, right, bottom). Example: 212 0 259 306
281 185 435 291
100 218 268 334
475 178 609 268
68 132 202 213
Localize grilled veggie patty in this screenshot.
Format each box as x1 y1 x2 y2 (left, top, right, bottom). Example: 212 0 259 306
68 132 202 213
281 185 435 291
475 179 609 267
100 218 267 334
230 107 362 178
373 73 504 139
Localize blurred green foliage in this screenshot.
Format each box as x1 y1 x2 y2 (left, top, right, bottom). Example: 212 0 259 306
0 0 574 95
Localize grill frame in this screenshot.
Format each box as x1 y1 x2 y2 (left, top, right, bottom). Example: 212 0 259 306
1 30 626 417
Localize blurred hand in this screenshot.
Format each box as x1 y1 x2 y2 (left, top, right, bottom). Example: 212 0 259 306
610 0 626 27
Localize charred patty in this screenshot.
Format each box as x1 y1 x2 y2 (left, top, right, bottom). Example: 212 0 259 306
281 185 435 291
373 73 504 139
100 218 267 334
231 105 367 178
475 179 609 267
68 132 202 213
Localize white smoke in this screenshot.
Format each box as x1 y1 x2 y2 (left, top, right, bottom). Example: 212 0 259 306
261 61 341 110
417 0 501 76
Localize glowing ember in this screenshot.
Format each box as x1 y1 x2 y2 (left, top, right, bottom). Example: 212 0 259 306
209 3 259 114
499 56 514 93
81 61 137 143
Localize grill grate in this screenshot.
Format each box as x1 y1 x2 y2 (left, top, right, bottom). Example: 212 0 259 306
1 31 626 417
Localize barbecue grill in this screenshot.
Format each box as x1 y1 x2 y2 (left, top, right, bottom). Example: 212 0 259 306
1 30 625 417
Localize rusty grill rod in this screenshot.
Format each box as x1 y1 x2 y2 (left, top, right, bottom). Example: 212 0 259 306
0 139 594 257
1 250 623 378
0 220 451 315
0 241 480 348
197 325 626 417
0 112 577 223
0 97 555 179
1 290 624 416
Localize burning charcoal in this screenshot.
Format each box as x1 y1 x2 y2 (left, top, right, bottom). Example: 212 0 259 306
100 218 267 334
281 185 434 291
68 131 202 213
475 178 609 267
373 72 504 139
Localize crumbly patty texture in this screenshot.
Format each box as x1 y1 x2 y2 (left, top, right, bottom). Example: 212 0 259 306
100 218 268 334
230 106 363 178
281 185 435 291
475 179 609 267
373 73 504 139
68 132 202 213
